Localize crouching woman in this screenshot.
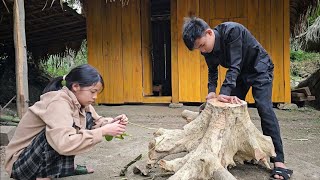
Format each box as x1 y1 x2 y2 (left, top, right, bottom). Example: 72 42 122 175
5 64 127 179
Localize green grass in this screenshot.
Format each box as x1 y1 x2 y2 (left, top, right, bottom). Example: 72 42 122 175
290 50 320 62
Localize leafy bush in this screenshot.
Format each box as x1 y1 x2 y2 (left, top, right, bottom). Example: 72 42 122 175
41 41 87 77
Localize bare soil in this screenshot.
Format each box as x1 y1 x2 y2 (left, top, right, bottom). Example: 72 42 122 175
1 104 320 180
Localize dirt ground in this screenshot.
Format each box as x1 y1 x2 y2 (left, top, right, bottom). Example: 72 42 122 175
1 104 320 180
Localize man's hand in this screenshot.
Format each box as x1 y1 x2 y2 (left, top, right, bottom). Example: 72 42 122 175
217 94 242 104
206 92 217 101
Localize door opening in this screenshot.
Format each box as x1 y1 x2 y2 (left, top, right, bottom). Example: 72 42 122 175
150 0 171 96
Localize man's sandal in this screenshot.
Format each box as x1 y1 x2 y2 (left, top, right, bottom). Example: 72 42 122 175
270 167 293 180
74 165 94 175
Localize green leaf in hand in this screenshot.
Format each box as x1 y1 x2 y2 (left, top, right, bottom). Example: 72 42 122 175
105 133 129 141
115 133 129 140
105 135 114 141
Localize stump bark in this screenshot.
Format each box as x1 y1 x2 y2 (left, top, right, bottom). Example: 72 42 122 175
148 98 276 180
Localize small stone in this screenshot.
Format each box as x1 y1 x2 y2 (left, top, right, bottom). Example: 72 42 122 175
277 103 299 110
169 103 183 108
0 126 16 146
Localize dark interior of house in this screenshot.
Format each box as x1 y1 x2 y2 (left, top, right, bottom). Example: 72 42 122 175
150 0 171 96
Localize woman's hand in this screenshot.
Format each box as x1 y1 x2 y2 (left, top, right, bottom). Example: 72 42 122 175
101 121 126 136
113 114 128 125
92 117 113 129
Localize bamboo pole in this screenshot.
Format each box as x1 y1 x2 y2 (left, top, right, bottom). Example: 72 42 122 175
13 0 29 118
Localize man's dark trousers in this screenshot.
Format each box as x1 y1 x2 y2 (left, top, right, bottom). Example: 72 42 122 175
230 67 284 163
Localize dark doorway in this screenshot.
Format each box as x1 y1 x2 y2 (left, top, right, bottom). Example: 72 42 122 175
150 0 171 96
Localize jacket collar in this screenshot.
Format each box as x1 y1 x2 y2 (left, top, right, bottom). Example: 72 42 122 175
213 29 221 54
61 86 84 112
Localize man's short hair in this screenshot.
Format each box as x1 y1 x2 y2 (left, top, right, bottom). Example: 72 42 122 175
182 17 210 50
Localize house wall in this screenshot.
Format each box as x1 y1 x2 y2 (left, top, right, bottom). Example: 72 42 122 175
86 0 290 104
87 0 143 103
172 0 290 103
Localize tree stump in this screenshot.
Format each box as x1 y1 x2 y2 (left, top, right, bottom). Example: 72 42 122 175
148 98 276 180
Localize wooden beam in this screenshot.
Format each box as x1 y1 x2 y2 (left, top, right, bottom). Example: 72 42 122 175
143 96 172 103
13 0 29 118
1 21 86 40
4 27 86 46
27 27 86 42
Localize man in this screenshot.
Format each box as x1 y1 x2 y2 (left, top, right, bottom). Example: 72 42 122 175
182 17 293 180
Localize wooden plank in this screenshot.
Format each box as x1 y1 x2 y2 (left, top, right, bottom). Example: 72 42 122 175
215 0 225 19
232 18 247 28
141 0 153 96
292 96 315 102
291 92 306 98
270 0 284 102
226 0 237 18
199 0 215 20
283 0 291 103
171 0 179 103
87 0 104 103
102 0 124 103
13 0 29 118
291 87 312 96
122 0 143 102
237 0 248 18
259 0 271 53
143 96 172 103
177 0 201 102
247 0 259 39
199 0 215 102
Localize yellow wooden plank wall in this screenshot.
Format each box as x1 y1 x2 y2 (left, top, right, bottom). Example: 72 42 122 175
171 0 179 103
176 0 201 102
283 0 291 102
87 0 290 104
122 0 143 102
87 0 106 103
141 0 153 96
102 1 124 103
88 0 143 103
271 0 285 102
194 0 290 103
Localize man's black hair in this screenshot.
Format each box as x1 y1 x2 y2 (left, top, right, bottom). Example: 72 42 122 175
182 17 210 50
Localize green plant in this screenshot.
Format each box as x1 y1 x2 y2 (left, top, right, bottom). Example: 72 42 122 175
105 133 130 141
41 41 88 77
290 50 319 62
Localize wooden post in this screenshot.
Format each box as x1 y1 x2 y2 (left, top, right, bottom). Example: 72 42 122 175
13 0 29 118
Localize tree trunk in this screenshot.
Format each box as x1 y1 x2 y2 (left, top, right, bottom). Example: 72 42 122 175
13 0 29 118
148 98 276 180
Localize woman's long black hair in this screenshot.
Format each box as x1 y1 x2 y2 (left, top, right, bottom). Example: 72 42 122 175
42 64 104 94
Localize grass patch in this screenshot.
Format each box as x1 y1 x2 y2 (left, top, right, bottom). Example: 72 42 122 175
290 50 320 62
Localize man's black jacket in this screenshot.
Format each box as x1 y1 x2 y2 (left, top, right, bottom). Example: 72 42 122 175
202 22 274 95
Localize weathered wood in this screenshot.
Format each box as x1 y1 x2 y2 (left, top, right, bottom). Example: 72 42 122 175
141 0 153 96
147 98 275 180
292 87 312 96
13 0 29 118
292 95 315 102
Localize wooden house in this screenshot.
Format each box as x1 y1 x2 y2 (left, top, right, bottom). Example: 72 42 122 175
85 0 291 104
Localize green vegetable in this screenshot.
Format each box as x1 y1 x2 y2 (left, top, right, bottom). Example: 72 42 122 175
105 133 129 141
105 135 114 141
